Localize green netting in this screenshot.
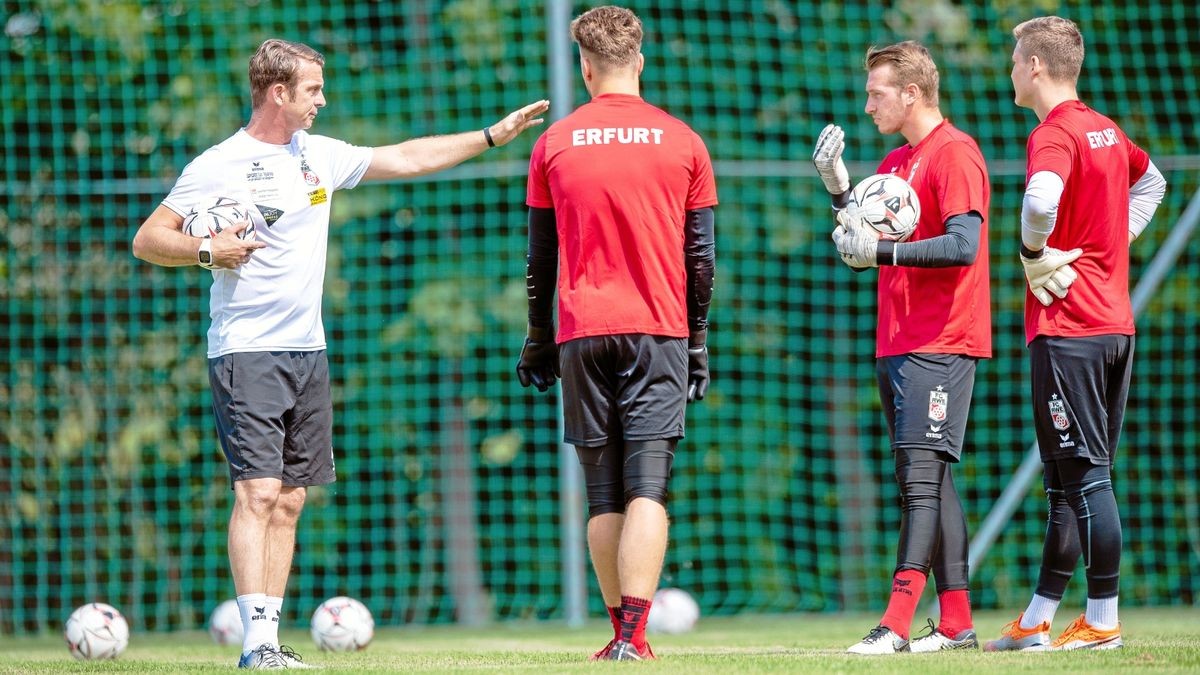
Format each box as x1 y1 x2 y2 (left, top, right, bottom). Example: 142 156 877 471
2 0 1198 634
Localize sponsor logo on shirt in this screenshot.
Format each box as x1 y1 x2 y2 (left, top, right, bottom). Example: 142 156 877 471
571 127 664 146
300 156 321 186
246 161 275 183
1086 128 1119 149
308 187 328 206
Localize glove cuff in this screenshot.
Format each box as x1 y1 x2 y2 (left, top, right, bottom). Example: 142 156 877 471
877 240 896 266
526 323 555 343
1020 243 1044 259
688 329 707 349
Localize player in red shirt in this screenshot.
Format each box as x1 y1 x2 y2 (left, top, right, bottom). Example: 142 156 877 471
515 6 717 661
813 41 991 654
986 16 1165 653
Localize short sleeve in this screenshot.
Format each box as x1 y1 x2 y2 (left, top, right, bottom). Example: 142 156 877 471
1126 137 1150 186
1026 125 1074 184
686 131 718 210
526 133 553 208
307 134 372 191
161 155 220 217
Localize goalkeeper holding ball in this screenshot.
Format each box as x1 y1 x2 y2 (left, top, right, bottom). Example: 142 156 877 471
515 6 717 662
813 41 992 654
133 38 547 669
985 16 1165 652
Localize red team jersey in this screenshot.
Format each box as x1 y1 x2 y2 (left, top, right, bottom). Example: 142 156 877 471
874 121 992 359
526 94 718 343
1024 100 1150 344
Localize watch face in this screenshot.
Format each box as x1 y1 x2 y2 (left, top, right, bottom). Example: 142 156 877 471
199 249 212 264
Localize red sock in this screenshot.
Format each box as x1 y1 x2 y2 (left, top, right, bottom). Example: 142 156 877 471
619 595 652 649
879 569 927 639
937 589 972 637
606 606 621 641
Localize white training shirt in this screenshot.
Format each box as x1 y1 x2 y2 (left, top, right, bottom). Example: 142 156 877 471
163 129 372 357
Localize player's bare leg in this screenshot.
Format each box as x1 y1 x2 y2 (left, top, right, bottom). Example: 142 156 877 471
609 497 667 660
230 478 284 663
587 513 625 660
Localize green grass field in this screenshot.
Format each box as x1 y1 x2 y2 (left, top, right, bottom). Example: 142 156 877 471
3 608 1198 673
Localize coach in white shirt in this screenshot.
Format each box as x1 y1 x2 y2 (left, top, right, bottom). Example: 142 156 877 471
132 38 547 669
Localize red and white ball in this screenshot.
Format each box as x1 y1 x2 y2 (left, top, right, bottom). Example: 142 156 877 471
64 602 130 660
311 596 374 652
848 173 921 242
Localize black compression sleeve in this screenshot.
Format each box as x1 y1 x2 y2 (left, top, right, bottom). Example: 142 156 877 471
685 207 716 338
891 211 982 267
526 207 558 329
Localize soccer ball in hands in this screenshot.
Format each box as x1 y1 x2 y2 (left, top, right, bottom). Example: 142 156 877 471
848 173 921 242
646 588 700 634
64 602 130 660
182 195 262 240
208 599 244 647
311 596 374 652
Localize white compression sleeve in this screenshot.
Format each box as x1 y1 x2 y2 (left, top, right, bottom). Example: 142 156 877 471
1021 170 1065 251
1128 160 1166 241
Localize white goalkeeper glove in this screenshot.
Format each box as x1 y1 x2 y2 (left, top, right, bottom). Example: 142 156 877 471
1020 246 1083 306
813 124 851 197
832 208 879 268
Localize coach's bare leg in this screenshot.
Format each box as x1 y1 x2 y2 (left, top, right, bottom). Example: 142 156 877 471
618 497 669 598
229 478 283 594
265 486 307 597
588 513 625 607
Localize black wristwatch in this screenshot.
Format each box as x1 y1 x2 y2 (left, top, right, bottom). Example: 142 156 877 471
198 239 214 269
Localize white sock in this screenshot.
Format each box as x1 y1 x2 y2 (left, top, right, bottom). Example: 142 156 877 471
1020 594 1060 629
265 596 284 645
1085 596 1119 630
238 593 272 653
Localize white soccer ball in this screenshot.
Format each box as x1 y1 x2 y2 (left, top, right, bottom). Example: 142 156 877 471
63 602 130 660
311 596 374 652
646 588 700 634
182 195 262 241
208 599 244 647
848 173 921 242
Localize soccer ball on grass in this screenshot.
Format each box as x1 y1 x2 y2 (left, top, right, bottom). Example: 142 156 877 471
64 602 130 660
647 587 700 634
208 598 244 646
311 596 374 652
847 173 921 242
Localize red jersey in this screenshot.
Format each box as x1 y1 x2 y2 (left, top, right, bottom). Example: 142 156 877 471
526 93 718 343
874 120 992 358
1024 100 1150 343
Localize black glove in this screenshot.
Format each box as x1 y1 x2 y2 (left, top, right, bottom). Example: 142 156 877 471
516 324 559 392
687 330 709 402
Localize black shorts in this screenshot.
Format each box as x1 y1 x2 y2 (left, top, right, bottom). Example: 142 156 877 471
208 350 337 487
875 353 978 461
1029 334 1134 465
559 334 687 447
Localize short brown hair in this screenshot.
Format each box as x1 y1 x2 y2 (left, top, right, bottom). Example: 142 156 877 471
570 6 643 69
1013 16 1084 83
248 39 325 109
864 41 940 107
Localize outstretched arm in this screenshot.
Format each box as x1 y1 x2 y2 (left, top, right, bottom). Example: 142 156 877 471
362 99 549 181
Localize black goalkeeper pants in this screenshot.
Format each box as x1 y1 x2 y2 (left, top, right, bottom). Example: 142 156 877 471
894 447 970 592
1034 458 1122 600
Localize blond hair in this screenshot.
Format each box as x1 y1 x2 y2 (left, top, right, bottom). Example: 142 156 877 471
864 41 940 107
248 39 325 109
570 6 643 69
1013 16 1084 83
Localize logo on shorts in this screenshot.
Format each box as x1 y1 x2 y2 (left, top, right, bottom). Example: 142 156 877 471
928 386 948 423
1048 393 1071 431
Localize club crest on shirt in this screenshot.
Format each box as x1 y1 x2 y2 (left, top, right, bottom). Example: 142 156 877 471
1048 394 1071 431
928 387 948 422
300 157 321 186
